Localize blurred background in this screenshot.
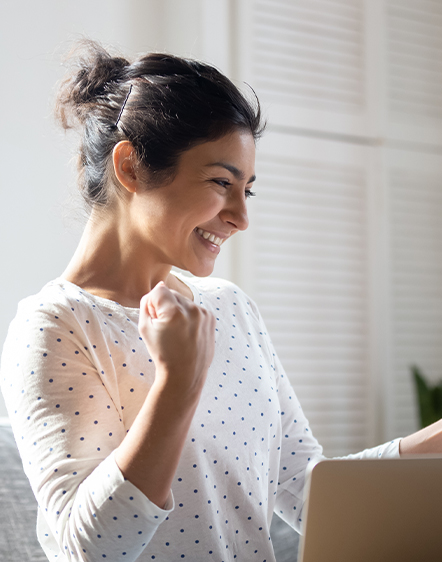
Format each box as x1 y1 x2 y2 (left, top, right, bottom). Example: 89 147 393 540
1 0 442 462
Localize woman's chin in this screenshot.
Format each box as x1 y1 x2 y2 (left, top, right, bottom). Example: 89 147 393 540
186 259 216 278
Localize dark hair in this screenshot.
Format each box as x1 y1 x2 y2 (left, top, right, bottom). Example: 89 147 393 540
55 40 265 208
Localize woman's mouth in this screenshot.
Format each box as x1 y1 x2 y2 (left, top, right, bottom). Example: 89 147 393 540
195 228 225 247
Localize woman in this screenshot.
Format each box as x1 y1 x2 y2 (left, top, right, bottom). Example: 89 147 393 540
1 40 441 562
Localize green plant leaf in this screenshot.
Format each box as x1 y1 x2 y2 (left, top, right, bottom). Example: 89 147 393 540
411 365 442 429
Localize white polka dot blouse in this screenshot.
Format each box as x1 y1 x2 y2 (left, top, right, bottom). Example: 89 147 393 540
0 274 400 561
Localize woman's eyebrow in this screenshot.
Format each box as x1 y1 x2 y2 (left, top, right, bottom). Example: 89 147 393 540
205 162 256 183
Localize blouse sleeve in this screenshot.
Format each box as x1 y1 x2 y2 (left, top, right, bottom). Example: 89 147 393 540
0 298 173 562
271 350 325 533
252 303 401 534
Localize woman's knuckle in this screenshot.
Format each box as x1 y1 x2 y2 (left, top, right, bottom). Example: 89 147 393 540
188 305 200 318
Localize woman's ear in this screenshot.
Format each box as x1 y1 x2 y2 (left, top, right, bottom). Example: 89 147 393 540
112 141 140 194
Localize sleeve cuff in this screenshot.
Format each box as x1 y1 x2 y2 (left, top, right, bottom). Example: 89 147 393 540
382 437 402 459
108 450 175 523
333 437 403 461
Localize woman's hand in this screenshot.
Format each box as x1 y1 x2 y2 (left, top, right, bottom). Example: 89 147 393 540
138 281 216 398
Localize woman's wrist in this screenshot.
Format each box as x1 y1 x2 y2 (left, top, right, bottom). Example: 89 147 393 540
152 366 206 406
399 419 442 455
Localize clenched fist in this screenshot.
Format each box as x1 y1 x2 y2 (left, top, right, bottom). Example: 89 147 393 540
138 282 216 399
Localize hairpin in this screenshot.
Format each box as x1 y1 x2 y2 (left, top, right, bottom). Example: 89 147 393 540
114 84 133 127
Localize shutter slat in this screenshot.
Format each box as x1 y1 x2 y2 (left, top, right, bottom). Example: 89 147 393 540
387 0 442 124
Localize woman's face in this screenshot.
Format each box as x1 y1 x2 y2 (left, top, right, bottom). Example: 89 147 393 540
128 130 256 277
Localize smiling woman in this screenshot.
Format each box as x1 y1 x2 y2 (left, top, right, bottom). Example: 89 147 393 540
1 39 441 562
54 40 263 305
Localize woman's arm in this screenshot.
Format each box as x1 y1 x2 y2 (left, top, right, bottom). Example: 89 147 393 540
115 282 216 509
1 282 214 562
1 301 163 561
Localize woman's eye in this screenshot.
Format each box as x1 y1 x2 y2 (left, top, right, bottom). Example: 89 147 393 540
212 179 256 199
213 179 232 188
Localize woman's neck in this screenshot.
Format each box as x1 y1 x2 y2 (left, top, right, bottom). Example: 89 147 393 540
62 211 193 306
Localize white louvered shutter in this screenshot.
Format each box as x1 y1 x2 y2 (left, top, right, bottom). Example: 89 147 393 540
383 0 442 439
237 0 375 136
386 0 442 145
385 148 442 440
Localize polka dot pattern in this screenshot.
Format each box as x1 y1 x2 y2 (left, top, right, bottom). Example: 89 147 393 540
0 275 400 561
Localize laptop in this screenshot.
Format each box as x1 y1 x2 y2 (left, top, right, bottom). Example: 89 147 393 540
297 457 442 562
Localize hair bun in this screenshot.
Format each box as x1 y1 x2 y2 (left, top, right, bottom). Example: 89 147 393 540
55 39 130 129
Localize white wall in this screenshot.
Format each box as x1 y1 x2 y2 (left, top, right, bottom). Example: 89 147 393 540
0 0 231 418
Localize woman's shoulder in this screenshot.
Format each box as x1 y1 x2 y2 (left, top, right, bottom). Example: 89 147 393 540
8 279 118 339
177 273 242 299
14 278 89 320
178 274 261 320
14 278 137 321
1 280 87 377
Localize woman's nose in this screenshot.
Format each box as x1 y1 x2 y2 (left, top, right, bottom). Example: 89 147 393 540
220 193 249 232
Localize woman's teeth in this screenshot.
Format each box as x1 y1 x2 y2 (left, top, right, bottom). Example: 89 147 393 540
196 228 224 246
